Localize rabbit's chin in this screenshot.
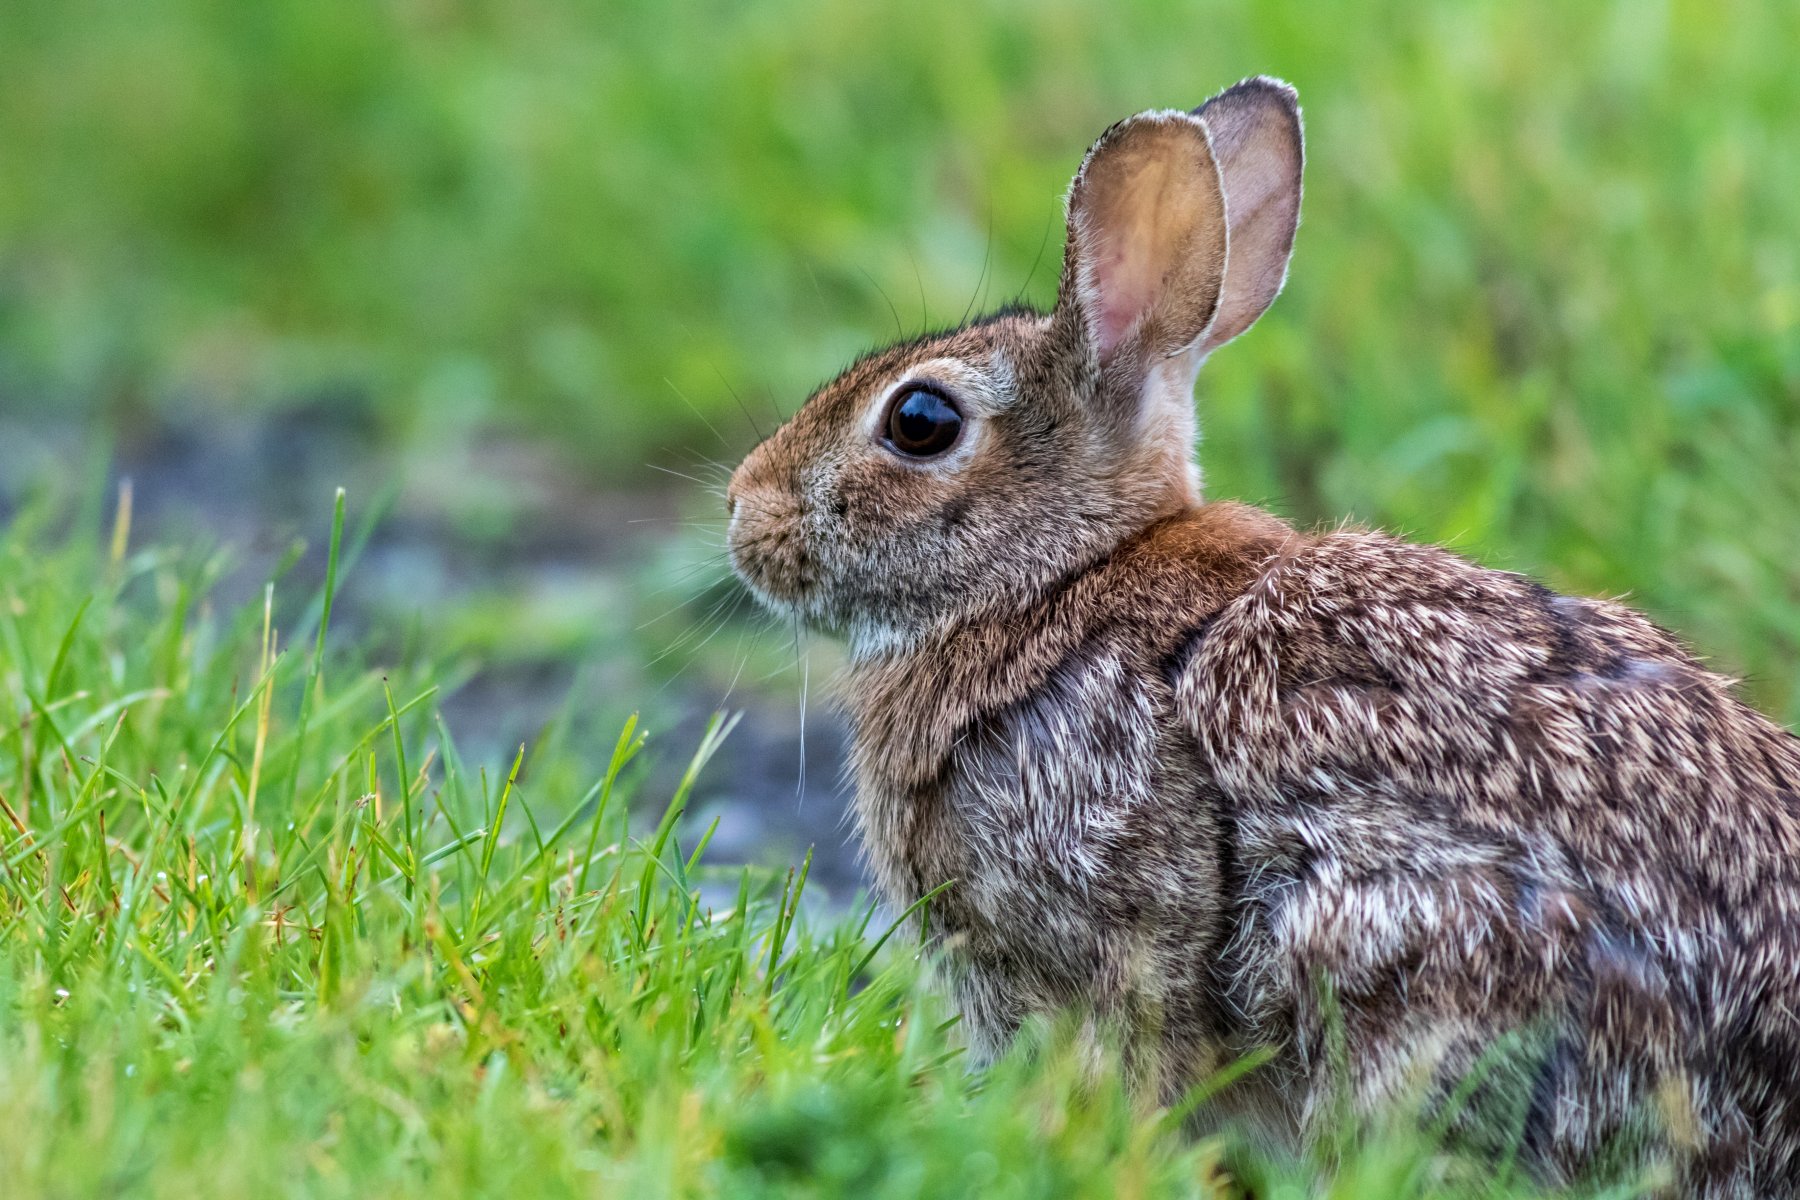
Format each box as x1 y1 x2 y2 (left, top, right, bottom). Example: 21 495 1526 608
732 574 812 628
844 616 919 663
733 568 920 660
729 570 840 637
754 591 918 661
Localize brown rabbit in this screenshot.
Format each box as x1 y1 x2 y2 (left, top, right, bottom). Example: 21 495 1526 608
725 77 1800 1195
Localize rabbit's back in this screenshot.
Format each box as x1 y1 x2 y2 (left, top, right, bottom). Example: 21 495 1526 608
1175 528 1800 1191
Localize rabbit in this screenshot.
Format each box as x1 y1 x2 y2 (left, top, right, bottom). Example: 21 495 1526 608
725 76 1800 1196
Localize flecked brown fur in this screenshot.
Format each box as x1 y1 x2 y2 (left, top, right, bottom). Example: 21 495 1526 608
725 77 1800 1195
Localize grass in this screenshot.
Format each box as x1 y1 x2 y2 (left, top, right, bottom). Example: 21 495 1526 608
0 493 1659 1198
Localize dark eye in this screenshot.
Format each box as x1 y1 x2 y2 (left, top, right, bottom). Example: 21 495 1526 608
883 387 964 458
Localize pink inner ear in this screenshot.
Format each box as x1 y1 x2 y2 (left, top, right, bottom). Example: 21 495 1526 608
1092 241 1154 358
1085 163 1179 360
1065 116 1228 368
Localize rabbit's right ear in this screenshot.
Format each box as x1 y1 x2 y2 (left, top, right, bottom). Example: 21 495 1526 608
1192 77 1303 353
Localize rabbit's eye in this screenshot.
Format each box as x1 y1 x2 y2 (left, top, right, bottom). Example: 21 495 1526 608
884 388 963 458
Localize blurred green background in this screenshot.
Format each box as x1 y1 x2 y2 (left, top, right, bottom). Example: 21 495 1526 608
1 0 1796 715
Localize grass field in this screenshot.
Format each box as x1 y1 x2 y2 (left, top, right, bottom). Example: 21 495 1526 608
1 0 1796 1194
1 493 1661 1199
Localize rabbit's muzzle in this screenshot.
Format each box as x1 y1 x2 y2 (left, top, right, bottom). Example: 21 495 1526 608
726 470 818 618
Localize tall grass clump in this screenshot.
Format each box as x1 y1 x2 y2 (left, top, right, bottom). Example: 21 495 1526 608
0 492 1211 1198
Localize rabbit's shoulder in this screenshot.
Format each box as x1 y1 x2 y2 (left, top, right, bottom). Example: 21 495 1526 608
1173 527 1800 846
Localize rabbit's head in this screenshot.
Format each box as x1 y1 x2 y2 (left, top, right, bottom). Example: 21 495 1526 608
728 78 1303 657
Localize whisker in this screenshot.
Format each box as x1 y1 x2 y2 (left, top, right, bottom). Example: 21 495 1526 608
664 378 731 451
652 589 750 685
859 265 904 341
908 245 928 330
709 361 766 444
639 557 736 607
1015 208 1057 307
961 201 995 327
793 615 809 804
676 448 735 477
645 583 746 666
718 621 757 708
803 260 832 321
646 462 724 490
627 516 732 529
646 463 713 490
751 643 796 684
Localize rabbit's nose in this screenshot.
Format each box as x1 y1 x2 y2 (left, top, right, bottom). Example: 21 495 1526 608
727 441 781 518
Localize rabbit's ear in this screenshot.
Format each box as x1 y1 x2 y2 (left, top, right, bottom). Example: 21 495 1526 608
1058 111 1229 370
1193 77 1303 353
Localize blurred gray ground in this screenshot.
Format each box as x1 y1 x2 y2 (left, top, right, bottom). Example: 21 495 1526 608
0 408 869 906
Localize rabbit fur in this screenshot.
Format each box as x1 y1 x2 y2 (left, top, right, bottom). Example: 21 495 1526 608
725 76 1800 1195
